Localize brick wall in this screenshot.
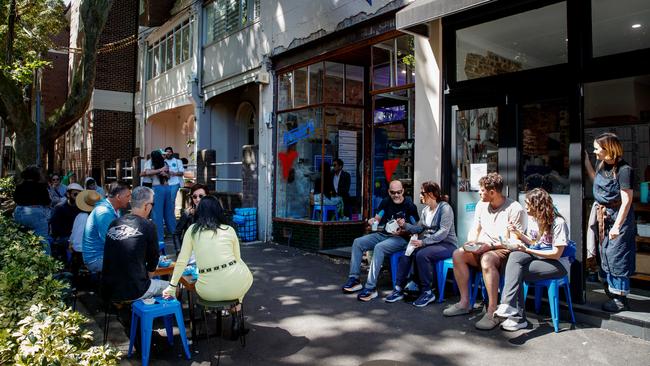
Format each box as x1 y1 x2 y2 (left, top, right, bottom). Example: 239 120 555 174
94 0 138 93
464 51 522 80
91 109 135 170
272 221 365 252
42 28 70 121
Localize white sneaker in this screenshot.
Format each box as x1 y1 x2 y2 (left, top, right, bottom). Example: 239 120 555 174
501 317 528 331
494 304 519 318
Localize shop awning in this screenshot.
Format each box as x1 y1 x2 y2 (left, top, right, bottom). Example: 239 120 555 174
396 0 494 36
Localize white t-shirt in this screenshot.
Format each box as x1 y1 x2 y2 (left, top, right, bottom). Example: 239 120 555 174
527 216 571 273
165 158 184 186
471 198 527 245
141 159 152 184
70 212 89 252
143 159 167 186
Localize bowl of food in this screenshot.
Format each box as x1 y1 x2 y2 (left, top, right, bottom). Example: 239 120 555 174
142 298 156 305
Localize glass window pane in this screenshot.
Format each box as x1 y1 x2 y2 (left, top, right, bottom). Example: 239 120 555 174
456 2 567 82
396 35 415 86
153 44 160 77
345 65 364 105
175 27 182 65
324 61 344 104
372 41 393 90
324 107 364 220
205 3 215 43
166 34 174 70
309 63 323 104
519 101 570 195
294 67 308 107
182 25 190 61
278 72 293 111
275 108 323 221
592 0 650 57
372 89 416 209
147 48 153 79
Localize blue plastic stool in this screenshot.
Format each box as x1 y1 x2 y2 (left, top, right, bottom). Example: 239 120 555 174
390 251 454 302
437 258 456 303
312 204 339 221
128 297 191 366
469 271 505 308
523 275 576 333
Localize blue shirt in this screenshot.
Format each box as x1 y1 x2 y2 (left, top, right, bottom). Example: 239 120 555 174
82 198 119 265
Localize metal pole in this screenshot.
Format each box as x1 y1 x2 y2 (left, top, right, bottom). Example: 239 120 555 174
35 68 41 167
0 117 5 177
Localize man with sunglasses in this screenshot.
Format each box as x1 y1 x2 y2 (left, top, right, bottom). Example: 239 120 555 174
342 180 419 301
49 183 83 264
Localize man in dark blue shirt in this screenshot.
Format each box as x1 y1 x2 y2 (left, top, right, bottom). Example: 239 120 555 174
342 180 419 302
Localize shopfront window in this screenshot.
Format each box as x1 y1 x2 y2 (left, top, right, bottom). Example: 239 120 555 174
592 0 650 57
276 61 365 222
372 34 414 90
455 2 567 82
372 89 415 213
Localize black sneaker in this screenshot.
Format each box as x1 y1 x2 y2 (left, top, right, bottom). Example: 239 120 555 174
384 288 404 303
342 277 362 293
602 296 629 312
357 287 378 302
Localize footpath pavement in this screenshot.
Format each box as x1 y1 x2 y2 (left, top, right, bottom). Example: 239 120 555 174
81 242 650 366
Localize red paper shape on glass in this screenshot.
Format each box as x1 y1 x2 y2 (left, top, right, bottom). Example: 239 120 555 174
383 159 400 182
278 150 298 180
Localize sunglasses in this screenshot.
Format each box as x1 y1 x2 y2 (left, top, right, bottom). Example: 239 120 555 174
192 194 206 200
52 178 60 182
389 190 403 195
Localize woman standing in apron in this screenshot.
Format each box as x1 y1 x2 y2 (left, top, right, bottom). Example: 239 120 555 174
586 132 636 312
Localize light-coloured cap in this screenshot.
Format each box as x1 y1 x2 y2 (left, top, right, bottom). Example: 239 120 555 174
67 183 84 192
76 190 102 212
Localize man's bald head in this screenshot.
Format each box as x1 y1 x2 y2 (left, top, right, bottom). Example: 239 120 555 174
388 180 405 204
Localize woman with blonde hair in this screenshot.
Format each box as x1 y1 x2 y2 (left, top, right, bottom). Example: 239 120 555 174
494 188 571 331
584 132 635 312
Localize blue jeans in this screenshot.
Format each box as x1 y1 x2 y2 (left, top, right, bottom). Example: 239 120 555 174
86 258 103 273
349 232 408 289
152 184 177 241
13 205 51 254
395 242 456 292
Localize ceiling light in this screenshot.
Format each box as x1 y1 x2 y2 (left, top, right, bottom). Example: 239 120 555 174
632 23 642 29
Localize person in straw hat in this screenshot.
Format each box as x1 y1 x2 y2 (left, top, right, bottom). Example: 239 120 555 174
69 189 102 283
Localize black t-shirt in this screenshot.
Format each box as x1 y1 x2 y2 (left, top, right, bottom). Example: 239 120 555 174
102 214 159 301
599 159 633 190
377 197 420 229
14 181 51 206
50 201 81 239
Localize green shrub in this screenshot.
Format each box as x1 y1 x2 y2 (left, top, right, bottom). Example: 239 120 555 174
0 176 15 201
0 215 121 364
7 304 121 365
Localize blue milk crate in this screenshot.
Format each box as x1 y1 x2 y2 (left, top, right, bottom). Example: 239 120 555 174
234 207 257 242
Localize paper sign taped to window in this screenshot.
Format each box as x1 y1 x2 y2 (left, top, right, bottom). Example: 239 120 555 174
470 163 488 191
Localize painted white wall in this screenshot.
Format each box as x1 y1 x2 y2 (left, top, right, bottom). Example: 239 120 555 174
267 0 404 52
145 61 193 117
413 20 443 212
145 104 195 160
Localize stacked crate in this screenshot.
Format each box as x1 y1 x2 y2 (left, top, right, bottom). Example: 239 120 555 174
233 207 257 242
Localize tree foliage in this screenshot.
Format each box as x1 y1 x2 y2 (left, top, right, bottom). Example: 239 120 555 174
0 0 114 171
